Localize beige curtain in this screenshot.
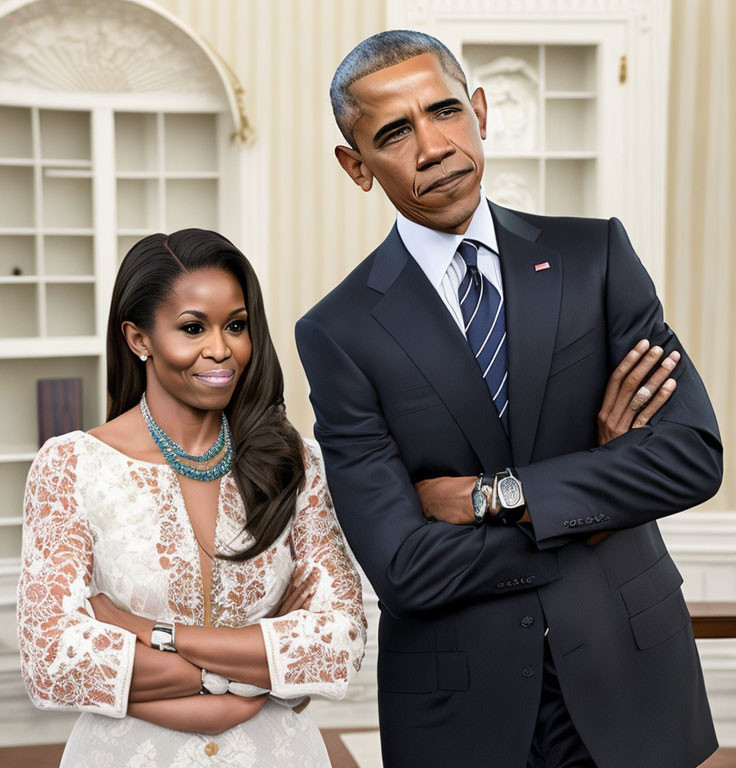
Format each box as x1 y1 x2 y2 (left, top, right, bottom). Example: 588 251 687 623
666 0 735 510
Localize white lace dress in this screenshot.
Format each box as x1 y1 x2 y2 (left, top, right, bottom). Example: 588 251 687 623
16 430 366 767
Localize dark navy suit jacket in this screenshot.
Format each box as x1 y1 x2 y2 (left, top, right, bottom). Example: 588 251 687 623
295 201 722 768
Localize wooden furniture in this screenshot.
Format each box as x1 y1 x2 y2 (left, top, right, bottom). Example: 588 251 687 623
690 602 736 640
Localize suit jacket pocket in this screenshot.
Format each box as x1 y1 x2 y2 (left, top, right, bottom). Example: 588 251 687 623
382 383 442 418
619 552 689 650
378 650 469 693
549 325 605 378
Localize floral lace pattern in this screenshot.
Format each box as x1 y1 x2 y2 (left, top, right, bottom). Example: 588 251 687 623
17 430 366 723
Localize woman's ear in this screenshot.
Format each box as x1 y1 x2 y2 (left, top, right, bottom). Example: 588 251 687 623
335 145 374 192
121 321 151 360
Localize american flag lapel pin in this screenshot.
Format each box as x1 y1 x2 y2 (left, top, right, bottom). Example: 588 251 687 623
534 261 550 272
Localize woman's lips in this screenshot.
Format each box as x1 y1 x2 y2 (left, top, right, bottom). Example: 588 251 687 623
194 370 235 387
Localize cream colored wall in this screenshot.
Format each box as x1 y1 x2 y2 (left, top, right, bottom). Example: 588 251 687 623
156 0 733 509
666 0 735 510
153 0 393 438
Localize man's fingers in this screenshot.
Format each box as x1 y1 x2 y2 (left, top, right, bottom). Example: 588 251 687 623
607 344 664 425
632 378 676 428
598 339 650 421
635 350 680 405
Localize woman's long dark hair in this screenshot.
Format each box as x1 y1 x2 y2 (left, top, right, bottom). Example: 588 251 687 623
107 229 305 561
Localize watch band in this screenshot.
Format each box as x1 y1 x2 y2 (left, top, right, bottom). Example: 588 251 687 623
472 473 494 524
151 620 177 652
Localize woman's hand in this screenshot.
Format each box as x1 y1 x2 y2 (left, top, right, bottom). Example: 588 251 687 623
597 339 679 445
276 566 319 616
89 592 154 645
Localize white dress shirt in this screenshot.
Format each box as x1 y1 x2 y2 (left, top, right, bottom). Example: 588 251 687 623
396 193 503 337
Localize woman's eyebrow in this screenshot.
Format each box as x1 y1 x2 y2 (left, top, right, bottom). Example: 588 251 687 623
177 307 247 319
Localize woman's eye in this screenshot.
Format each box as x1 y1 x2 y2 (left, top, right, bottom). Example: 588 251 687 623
228 319 247 333
181 323 203 334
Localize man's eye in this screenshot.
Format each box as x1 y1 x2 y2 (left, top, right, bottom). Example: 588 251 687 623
438 108 460 117
181 323 203 334
385 126 411 144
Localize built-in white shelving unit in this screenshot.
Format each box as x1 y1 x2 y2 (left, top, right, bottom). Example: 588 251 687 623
0 0 254 744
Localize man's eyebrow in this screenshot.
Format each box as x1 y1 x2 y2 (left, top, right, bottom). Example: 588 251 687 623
373 117 410 146
372 98 464 145
177 307 247 320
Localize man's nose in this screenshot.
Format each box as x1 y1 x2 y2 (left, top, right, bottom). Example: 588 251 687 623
415 120 454 170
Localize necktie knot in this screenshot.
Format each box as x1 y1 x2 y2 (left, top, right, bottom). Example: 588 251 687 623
457 239 479 269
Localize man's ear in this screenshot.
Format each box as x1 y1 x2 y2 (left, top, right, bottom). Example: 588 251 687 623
469 87 488 140
335 145 374 192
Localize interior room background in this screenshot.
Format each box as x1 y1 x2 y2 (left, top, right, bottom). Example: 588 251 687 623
0 0 733 750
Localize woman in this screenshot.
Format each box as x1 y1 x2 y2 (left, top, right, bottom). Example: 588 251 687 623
17 229 366 767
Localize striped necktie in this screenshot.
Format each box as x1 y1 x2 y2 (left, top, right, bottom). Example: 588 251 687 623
456 239 509 433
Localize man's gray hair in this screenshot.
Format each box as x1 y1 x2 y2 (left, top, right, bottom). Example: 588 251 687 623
330 30 468 148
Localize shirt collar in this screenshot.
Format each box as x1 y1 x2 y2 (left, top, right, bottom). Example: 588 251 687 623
396 191 498 291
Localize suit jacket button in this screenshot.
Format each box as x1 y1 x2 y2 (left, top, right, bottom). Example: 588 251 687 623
521 616 534 628
522 667 535 678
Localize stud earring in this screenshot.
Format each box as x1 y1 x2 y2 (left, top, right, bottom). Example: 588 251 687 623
139 354 148 362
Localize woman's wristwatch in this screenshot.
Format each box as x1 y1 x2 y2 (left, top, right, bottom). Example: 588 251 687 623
490 468 526 525
151 621 176 652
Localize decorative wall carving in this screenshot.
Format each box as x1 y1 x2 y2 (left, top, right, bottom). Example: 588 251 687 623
487 171 537 213
476 57 539 152
0 0 222 96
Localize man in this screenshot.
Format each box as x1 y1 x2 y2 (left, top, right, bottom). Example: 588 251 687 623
295 31 722 768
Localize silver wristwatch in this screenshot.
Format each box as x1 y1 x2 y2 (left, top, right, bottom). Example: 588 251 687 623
492 468 526 525
151 621 177 652
471 473 494 524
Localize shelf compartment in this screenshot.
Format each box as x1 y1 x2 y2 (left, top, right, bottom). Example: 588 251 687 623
39 109 91 162
465 44 540 154
0 528 22 560
115 112 158 173
484 159 540 214
44 235 94 276
43 176 93 229
46 283 95 337
165 179 218 232
0 462 32 523
545 98 596 153
116 178 160 231
0 107 33 159
545 158 597 217
0 235 35 277
545 46 596 93
118 234 143 266
0 356 99 453
164 113 218 173
0 284 38 338
0 166 34 229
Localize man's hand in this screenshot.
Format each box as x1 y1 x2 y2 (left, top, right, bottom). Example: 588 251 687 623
597 338 679 445
414 476 477 524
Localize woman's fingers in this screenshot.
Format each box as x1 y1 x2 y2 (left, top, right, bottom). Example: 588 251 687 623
598 339 650 423
632 378 677 428
277 569 319 615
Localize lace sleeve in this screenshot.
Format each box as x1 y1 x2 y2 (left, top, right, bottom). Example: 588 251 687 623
258 441 367 700
16 436 136 718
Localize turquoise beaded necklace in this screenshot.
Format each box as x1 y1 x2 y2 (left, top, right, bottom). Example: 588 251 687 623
140 392 232 481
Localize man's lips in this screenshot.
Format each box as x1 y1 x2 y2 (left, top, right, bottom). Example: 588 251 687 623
419 168 473 196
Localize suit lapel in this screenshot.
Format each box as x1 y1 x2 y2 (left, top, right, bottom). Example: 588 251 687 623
490 203 562 467
369 227 509 471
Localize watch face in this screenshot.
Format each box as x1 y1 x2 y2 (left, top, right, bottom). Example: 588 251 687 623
498 477 522 507
472 490 487 519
